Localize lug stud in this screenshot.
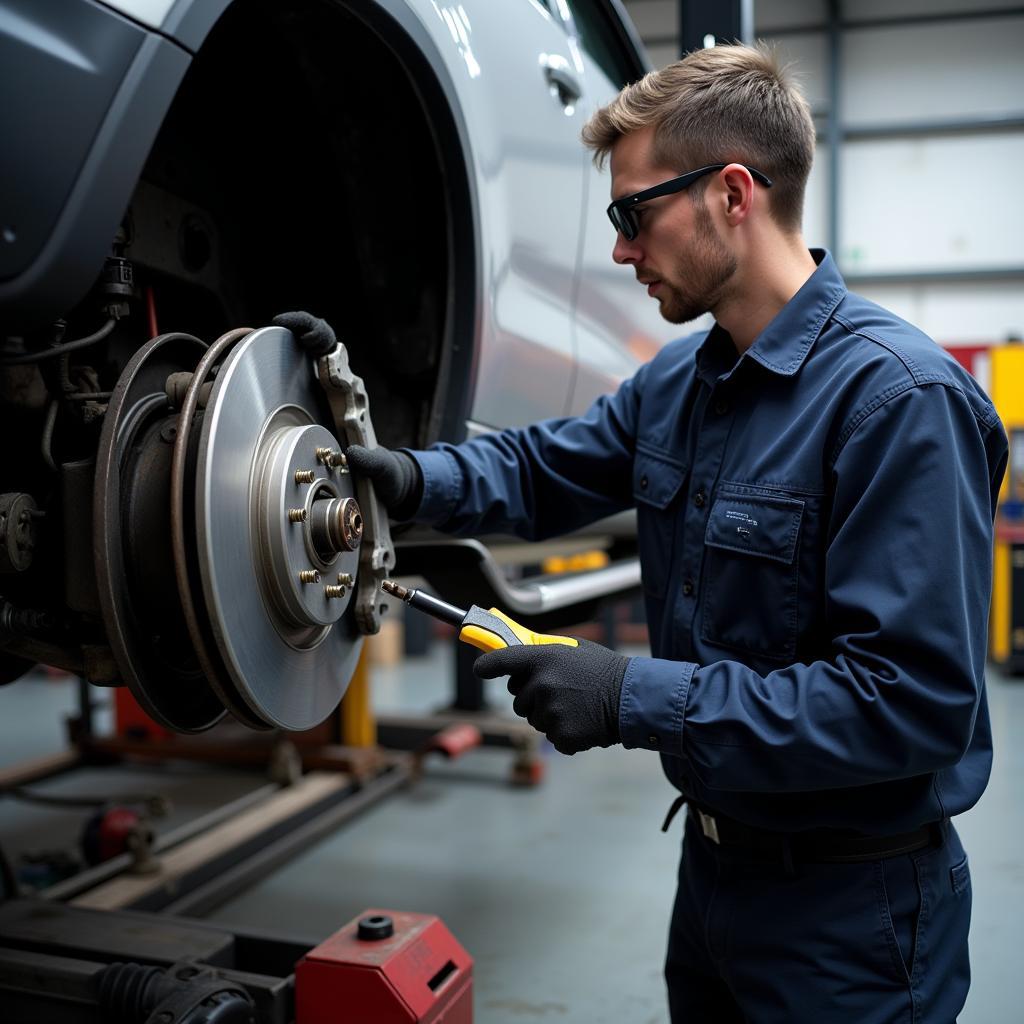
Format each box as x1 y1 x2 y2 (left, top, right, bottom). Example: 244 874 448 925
294 469 316 484
337 573 354 585
288 508 308 523
315 446 347 470
299 570 321 584
324 584 346 599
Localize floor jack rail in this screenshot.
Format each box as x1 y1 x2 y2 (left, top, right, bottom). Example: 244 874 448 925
68 766 409 916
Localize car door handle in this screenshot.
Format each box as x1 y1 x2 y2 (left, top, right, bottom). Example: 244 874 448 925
540 54 581 109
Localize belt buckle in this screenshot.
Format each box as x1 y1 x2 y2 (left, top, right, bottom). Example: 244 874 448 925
698 810 720 844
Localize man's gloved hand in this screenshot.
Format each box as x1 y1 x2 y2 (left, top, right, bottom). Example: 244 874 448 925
475 639 629 755
272 311 337 356
344 445 424 521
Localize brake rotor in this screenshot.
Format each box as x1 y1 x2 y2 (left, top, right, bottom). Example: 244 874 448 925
189 326 363 730
169 327 268 730
94 333 227 732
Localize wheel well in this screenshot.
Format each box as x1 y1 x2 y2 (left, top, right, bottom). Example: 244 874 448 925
127 0 475 448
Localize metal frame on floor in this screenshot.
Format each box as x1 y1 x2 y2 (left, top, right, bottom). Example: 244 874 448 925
0 646 421 916
2 743 414 915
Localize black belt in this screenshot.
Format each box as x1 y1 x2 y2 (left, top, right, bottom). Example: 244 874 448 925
662 796 940 865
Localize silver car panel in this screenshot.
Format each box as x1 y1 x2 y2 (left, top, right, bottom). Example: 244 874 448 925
567 25 681 414
26 1 667 428
415 1 585 428
95 0 177 31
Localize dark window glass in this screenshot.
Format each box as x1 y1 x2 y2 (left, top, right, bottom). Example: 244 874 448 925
564 0 644 87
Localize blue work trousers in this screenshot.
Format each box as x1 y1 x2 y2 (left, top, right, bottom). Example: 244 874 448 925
666 816 972 1022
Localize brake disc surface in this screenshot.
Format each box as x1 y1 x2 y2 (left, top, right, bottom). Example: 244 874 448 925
195 327 363 730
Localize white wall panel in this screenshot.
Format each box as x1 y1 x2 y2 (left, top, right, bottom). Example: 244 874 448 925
839 134 1024 272
842 0 1024 22
803 144 830 250
857 283 1024 345
841 17 1024 125
766 31 828 112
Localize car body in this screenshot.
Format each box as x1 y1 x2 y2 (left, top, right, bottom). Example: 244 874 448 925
0 0 676 724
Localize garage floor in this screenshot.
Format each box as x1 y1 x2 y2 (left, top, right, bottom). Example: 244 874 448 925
1 644 1019 1022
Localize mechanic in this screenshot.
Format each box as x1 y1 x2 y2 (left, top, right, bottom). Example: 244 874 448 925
301 43 1007 1021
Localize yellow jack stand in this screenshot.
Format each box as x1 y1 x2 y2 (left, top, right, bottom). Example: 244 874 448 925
340 642 376 748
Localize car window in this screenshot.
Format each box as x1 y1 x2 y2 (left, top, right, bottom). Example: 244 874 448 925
563 0 644 87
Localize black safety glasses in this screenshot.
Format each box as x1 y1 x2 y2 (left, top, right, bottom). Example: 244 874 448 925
607 163 773 241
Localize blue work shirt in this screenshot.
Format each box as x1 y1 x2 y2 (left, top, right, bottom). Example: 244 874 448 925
409 251 1007 835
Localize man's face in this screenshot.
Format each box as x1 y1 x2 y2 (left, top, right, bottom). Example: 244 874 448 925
609 127 737 325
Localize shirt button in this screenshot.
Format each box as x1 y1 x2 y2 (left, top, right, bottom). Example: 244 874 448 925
682 579 695 596
694 489 706 508
714 399 731 415
640 475 648 490
648 735 660 748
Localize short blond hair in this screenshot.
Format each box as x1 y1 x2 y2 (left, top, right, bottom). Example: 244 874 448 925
581 43 815 231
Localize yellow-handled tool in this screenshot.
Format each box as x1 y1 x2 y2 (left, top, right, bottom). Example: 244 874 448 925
381 580 578 652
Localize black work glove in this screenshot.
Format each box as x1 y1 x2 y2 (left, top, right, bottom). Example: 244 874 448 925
272 311 337 356
345 444 424 521
475 639 629 755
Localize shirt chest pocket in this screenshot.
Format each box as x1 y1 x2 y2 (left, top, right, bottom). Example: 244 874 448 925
701 489 804 660
633 449 687 599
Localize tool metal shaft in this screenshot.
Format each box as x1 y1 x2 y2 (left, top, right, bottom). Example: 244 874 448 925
381 579 466 627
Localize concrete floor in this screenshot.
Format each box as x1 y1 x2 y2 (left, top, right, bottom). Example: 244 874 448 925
0 646 1020 1021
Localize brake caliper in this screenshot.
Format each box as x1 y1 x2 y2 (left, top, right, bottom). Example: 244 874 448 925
316 344 395 635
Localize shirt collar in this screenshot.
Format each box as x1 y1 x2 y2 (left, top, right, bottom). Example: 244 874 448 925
696 249 847 385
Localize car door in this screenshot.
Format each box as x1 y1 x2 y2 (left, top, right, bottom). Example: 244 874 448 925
429 0 586 430
559 0 680 415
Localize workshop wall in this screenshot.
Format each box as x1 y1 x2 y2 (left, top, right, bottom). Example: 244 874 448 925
622 0 1024 351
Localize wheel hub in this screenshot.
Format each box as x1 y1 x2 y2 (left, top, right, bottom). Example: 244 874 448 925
251 420 359 640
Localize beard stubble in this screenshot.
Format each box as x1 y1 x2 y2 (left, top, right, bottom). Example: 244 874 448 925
657 200 738 325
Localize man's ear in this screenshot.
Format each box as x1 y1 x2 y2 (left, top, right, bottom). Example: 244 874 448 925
720 164 756 224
